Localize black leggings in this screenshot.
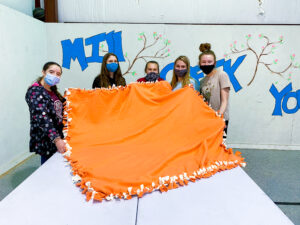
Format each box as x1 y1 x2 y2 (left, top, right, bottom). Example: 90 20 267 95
224 120 229 137
41 153 54 165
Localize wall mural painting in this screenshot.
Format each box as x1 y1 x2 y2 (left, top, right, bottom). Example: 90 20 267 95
61 30 245 92
100 32 171 77
61 31 300 116
224 34 300 115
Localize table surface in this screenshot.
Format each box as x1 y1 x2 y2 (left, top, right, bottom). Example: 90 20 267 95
0 153 293 225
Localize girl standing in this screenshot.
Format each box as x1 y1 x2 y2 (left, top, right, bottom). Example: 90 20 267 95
92 53 126 88
25 62 65 164
170 56 196 91
137 61 163 82
199 43 231 134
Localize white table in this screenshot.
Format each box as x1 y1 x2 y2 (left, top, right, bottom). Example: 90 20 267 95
0 153 293 225
137 166 293 225
0 153 138 225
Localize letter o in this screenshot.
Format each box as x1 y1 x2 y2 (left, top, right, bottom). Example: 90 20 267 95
282 92 299 114
297 90 300 109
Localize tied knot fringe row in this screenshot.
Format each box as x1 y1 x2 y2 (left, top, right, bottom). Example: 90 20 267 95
68 159 246 202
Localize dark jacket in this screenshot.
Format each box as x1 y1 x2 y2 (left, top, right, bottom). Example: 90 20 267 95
25 83 64 157
92 75 126 88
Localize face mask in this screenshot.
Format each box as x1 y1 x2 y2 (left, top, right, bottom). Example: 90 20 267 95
174 69 187 77
200 65 215 75
145 72 160 82
44 73 60 86
106 63 119 72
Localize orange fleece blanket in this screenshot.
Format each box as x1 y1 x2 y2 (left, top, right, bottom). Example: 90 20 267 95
63 81 245 202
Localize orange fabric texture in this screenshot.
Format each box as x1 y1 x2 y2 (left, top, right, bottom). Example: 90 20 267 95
63 81 245 202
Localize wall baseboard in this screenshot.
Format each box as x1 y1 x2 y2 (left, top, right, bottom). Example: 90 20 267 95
228 143 300 151
0 152 34 177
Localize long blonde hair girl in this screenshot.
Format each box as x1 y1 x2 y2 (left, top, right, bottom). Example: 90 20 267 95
170 56 191 89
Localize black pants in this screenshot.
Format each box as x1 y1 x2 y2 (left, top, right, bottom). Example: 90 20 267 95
40 153 54 165
224 120 229 138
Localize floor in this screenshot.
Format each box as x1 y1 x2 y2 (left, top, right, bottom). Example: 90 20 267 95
0 149 299 224
240 149 300 225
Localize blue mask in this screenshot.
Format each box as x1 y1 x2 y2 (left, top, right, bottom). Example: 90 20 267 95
44 73 60 86
106 63 119 72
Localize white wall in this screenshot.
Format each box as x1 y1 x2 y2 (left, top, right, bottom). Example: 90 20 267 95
57 0 300 24
0 4 47 175
46 23 300 150
0 0 34 16
1 7 300 175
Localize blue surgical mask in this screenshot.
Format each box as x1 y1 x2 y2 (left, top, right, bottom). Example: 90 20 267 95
106 63 119 72
44 73 60 86
174 69 187 77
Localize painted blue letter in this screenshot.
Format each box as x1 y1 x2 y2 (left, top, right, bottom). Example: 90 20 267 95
269 83 292 116
106 31 125 62
297 90 300 109
222 55 246 92
85 32 106 63
282 91 299 114
61 38 88 71
160 62 174 80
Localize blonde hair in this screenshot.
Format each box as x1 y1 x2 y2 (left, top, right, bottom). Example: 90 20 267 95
170 56 191 89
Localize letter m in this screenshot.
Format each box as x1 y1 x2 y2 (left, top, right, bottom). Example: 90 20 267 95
61 38 88 71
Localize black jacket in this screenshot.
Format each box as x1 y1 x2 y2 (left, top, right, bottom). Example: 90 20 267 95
25 84 64 157
92 75 126 88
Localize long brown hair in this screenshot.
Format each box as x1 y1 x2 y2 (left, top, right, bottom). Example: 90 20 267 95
36 62 65 102
170 56 191 89
96 53 125 88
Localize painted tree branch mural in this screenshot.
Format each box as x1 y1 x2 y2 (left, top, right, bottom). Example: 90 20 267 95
224 34 300 86
123 32 171 76
100 32 171 76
